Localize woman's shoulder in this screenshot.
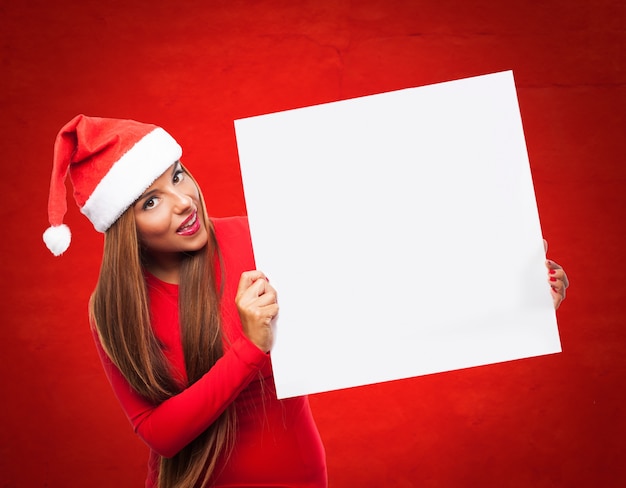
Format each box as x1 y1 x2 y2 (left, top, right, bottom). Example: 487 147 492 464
211 216 250 245
211 215 255 269
211 215 249 232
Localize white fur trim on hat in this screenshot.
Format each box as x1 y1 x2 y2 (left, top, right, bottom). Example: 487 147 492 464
81 127 182 232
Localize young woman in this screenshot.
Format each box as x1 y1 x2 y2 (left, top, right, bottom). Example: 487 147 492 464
43 115 328 487
43 115 568 487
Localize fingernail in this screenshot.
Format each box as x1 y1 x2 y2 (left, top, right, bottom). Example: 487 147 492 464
549 269 556 275
550 277 557 282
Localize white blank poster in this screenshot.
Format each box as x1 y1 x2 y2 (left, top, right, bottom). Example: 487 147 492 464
235 71 561 399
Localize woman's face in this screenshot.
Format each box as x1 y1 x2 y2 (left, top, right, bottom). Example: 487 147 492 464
133 162 208 260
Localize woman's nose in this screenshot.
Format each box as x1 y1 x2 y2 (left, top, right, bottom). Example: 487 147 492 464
172 190 192 213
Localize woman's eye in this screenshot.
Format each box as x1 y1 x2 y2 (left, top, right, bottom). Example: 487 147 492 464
143 197 157 210
173 169 185 184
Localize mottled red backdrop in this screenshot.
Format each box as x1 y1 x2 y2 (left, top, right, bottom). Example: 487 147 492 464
1 1 624 486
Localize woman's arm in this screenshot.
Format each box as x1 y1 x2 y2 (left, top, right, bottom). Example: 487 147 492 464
93 330 268 458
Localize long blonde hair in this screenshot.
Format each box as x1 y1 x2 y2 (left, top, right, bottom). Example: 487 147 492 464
89 176 236 487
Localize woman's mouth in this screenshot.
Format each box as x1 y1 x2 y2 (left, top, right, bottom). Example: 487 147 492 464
176 210 201 236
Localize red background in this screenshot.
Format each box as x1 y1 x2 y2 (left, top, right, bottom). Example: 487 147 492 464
1 1 624 486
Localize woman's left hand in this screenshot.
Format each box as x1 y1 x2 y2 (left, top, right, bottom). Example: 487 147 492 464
544 240 569 310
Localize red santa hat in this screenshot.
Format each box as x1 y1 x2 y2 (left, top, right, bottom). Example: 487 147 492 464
43 114 182 256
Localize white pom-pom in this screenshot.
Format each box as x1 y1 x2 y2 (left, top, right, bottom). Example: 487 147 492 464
43 224 72 256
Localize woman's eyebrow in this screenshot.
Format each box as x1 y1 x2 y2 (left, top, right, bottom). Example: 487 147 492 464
134 188 157 207
134 162 180 207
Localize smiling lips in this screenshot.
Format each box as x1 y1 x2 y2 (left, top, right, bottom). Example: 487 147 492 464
176 210 201 236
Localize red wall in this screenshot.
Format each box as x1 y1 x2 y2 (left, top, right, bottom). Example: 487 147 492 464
1 1 624 486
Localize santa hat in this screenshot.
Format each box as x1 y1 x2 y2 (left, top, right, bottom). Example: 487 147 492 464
43 114 182 256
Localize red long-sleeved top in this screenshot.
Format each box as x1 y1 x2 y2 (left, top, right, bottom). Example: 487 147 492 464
93 216 327 487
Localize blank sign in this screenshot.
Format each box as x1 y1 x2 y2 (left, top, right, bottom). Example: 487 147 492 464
235 71 561 399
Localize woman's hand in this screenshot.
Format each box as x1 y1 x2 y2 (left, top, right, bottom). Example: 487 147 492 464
544 240 569 310
235 270 279 353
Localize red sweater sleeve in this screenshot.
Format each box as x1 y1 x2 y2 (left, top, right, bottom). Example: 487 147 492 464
92 216 267 458
93 331 268 458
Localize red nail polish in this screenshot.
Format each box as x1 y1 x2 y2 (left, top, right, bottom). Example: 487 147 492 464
549 269 556 275
550 277 557 282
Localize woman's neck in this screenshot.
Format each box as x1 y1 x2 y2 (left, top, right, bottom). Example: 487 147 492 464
144 252 182 284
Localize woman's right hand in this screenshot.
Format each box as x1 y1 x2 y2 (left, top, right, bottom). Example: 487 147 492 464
235 270 279 353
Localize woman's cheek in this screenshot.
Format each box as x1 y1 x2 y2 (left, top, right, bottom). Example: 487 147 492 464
137 209 172 239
